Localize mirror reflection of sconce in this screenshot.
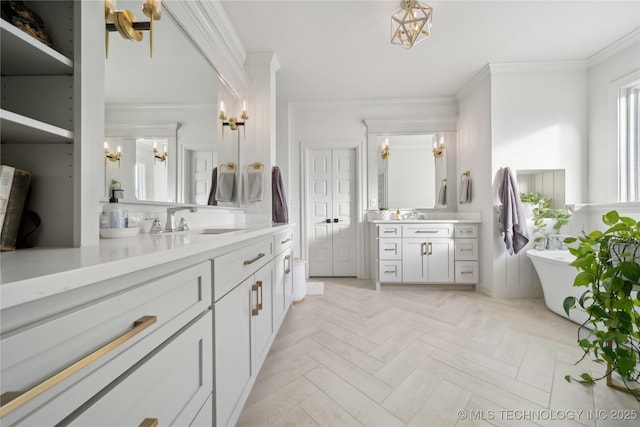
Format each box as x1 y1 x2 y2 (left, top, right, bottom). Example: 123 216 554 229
219 101 249 138
104 141 122 166
432 135 445 158
104 0 162 58
381 138 390 160
153 141 168 165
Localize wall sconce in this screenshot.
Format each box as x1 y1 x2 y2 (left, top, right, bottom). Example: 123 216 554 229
432 135 445 158
105 0 162 58
381 138 390 160
219 101 249 138
153 141 168 165
104 142 122 166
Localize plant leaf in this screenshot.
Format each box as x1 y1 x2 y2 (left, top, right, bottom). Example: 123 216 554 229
620 261 640 282
563 296 576 316
603 211 619 226
579 373 595 383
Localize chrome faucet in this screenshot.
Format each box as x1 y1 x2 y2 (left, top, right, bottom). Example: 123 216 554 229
165 206 197 232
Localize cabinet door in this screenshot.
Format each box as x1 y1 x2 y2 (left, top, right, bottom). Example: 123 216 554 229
425 238 455 283
253 263 274 372
214 277 253 427
402 238 454 283
67 311 213 427
402 238 428 283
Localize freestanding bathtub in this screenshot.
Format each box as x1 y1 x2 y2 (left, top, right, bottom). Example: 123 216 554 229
526 249 589 325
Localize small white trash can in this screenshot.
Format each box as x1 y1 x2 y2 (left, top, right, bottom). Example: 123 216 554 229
292 258 306 304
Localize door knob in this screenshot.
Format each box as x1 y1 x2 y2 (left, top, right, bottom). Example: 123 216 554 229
325 218 331 223
333 218 339 223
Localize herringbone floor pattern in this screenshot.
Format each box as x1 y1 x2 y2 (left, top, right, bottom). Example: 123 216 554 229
237 278 639 427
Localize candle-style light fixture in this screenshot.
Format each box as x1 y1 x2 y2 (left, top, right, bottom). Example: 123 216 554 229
219 101 249 138
105 0 162 58
104 142 123 166
381 138 390 160
153 140 168 165
432 135 445 158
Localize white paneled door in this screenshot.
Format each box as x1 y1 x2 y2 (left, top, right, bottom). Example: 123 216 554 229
307 148 357 276
190 150 215 204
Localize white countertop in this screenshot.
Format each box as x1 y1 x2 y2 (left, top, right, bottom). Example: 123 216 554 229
0 223 293 310
371 219 481 224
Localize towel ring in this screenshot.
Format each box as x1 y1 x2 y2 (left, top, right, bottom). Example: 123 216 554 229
220 162 236 171
249 162 264 170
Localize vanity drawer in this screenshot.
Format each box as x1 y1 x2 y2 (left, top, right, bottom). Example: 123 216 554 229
455 239 478 260
455 224 478 238
379 261 402 282
274 228 293 254
402 224 453 238
455 261 479 283
213 236 274 301
378 224 402 237
66 311 213 427
379 238 402 260
0 262 211 426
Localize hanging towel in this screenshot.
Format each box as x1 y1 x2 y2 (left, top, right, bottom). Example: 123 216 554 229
272 166 289 224
247 168 264 202
438 180 447 206
215 168 235 202
207 167 218 206
458 174 472 204
498 167 529 255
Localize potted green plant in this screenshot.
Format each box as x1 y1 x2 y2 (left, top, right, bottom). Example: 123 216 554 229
520 192 571 249
378 206 390 220
563 210 640 397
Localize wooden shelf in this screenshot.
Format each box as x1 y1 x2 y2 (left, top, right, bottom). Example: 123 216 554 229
1 109 73 144
0 18 73 75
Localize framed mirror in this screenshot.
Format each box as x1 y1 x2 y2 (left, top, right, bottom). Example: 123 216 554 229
104 0 240 206
377 134 448 209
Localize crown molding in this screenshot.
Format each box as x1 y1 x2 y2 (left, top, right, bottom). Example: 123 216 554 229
165 1 250 98
588 28 640 68
456 64 490 101
488 61 588 74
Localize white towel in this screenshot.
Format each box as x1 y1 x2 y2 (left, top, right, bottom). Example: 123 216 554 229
215 170 235 202
458 175 472 204
247 169 264 202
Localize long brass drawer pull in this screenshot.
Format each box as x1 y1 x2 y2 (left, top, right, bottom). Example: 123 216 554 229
428 242 433 255
244 253 265 265
280 237 291 244
415 230 438 233
0 315 157 419
251 284 260 316
139 418 159 427
257 281 263 310
284 255 291 274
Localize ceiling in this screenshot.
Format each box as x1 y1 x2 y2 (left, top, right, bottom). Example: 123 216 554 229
220 0 640 103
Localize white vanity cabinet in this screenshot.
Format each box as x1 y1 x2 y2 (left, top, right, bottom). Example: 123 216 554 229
402 223 455 283
213 235 278 427
375 221 479 287
0 261 212 426
377 224 403 282
274 228 294 327
454 224 479 283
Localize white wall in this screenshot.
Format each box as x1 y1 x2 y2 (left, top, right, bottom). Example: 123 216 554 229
283 99 458 276
456 68 493 295
587 33 640 203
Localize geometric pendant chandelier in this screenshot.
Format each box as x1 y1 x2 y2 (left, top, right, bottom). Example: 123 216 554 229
391 0 433 49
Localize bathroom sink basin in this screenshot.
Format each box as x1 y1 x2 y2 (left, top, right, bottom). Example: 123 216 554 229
191 227 245 234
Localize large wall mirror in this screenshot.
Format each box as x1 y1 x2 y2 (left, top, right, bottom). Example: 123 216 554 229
104 0 239 206
377 134 448 209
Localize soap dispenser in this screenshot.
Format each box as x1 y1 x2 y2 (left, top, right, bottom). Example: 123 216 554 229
100 187 128 230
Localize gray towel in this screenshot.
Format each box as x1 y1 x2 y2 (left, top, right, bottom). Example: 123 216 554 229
247 169 264 202
498 167 529 255
272 166 288 223
458 175 471 204
438 180 447 206
215 169 235 202
207 167 218 206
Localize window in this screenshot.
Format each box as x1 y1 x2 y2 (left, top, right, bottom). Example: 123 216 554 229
618 80 640 202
